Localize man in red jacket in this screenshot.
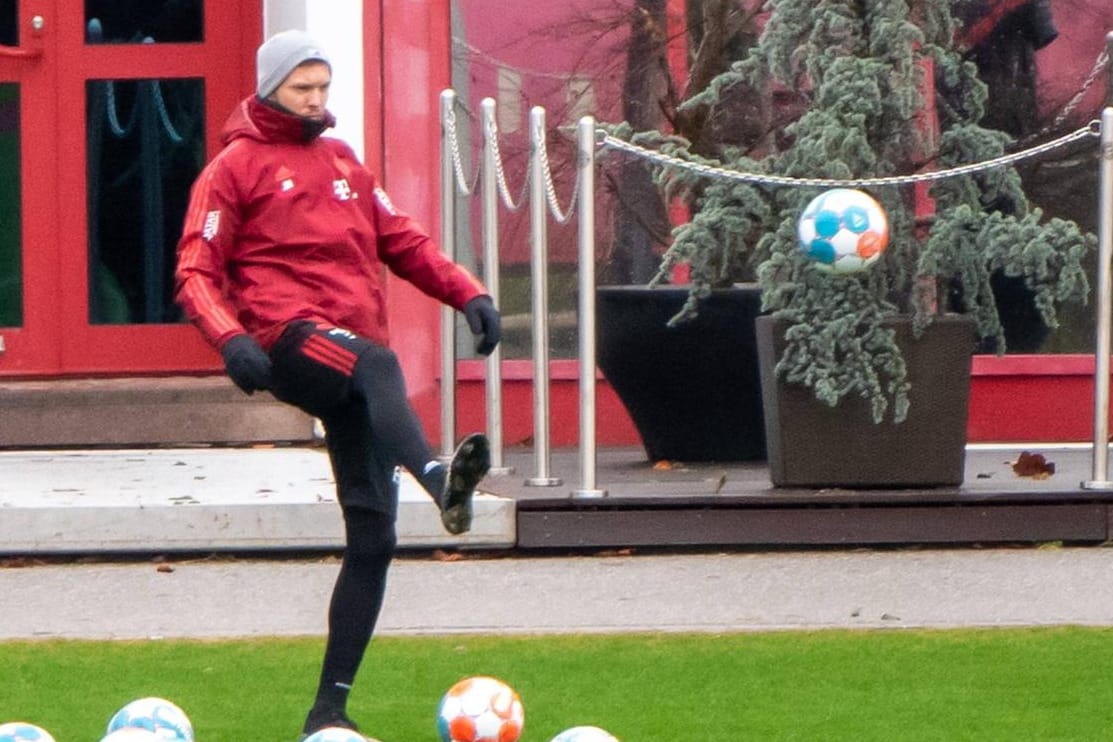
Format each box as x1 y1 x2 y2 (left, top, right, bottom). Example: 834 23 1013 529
175 29 501 740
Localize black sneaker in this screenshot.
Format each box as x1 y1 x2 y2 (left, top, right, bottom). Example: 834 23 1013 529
299 708 359 741
441 433 491 535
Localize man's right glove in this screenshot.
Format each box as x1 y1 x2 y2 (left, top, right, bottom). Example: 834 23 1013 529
220 334 274 395
464 295 501 356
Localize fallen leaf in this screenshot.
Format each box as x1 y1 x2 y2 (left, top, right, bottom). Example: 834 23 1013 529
156 564 175 573
1012 451 1055 479
652 460 673 471
595 548 635 557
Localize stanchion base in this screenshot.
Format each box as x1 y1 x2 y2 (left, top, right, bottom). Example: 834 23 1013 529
486 466 516 477
572 488 607 499
1081 480 1113 490
525 477 563 487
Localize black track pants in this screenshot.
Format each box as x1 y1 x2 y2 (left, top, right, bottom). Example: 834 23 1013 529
269 320 437 516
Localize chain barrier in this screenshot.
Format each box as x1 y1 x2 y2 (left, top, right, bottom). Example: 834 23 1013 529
536 126 581 224
1039 48 1110 140
439 89 591 487
597 122 1101 190
443 93 582 222
444 103 481 197
484 114 530 212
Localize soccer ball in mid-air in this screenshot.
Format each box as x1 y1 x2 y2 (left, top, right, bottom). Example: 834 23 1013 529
436 676 524 742
303 728 382 742
549 726 620 742
0 722 56 742
105 697 193 742
99 730 162 742
797 188 889 274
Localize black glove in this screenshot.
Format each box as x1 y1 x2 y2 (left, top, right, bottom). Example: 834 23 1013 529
463 295 501 356
221 334 273 395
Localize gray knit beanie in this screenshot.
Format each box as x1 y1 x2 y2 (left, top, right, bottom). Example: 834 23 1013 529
256 30 331 98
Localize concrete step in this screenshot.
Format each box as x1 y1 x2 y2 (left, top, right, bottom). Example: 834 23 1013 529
0 377 316 447
0 448 516 553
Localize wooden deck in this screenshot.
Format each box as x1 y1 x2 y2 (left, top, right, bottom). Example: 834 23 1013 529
486 445 1113 550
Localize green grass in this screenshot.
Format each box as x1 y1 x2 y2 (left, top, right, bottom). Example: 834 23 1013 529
4 628 1113 741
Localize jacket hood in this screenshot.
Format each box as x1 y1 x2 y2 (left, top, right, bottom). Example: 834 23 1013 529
221 96 337 147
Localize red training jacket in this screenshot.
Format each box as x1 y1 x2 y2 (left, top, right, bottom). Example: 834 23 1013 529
175 96 486 351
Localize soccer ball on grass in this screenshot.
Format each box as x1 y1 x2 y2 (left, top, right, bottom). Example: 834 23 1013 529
436 676 524 742
797 188 889 274
0 722 56 742
105 697 193 742
549 726 620 742
99 730 162 742
303 728 382 742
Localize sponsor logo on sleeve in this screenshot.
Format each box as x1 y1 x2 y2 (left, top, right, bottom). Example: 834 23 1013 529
373 186 397 215
202 210 220 241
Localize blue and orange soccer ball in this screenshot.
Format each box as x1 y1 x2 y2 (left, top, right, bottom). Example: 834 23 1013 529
797 188 889 274
437 676 525 742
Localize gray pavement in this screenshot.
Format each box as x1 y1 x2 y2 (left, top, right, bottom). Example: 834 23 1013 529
4 444 1113 641
3 546 1113 640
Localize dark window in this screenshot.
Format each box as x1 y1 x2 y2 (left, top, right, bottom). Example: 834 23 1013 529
85 0 202 44
86 78 205 324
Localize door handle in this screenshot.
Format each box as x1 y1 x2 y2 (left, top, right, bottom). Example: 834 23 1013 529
0 46 43 59
0 15 45 59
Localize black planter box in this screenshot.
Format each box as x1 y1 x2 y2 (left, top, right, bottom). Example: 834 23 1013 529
756 314 976 488
596 285 766 462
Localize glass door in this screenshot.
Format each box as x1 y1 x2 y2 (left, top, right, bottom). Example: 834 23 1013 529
0 0 259 375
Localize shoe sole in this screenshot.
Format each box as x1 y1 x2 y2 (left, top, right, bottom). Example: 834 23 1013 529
441 433 491 535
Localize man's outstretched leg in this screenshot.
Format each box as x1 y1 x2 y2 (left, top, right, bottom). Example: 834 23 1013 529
428 432 490 535
272 323 491 534
342 339 490 534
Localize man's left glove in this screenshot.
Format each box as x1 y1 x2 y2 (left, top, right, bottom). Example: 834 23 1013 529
221 334 274 395
463 295 501 356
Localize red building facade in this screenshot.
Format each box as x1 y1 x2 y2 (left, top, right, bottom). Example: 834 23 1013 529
0 0 1110 448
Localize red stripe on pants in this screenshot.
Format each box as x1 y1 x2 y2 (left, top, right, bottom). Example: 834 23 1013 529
302 334 359 376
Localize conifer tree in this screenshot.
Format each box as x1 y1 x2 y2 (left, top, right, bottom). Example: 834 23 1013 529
614 0 1094 421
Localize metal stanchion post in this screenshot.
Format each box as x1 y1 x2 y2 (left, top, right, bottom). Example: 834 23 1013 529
573 116 606 499
1083 106 1113 489
1107 32 1113 107
526 106 561 487
439 90 458 458
480 98 512 476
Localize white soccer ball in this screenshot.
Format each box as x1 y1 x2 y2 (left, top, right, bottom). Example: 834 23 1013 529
797 188 890 274
436 676 525 742
303 727 380 742
99 730 162 742
0 722 56 742
105 697 193 742
548 726 620 742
